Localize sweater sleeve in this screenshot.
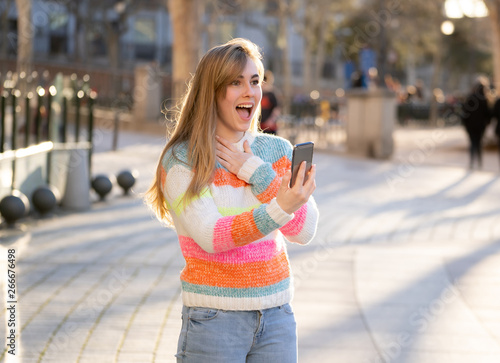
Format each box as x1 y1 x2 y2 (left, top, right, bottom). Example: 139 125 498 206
236 155 281 203
161 161 294 254
279 196 319 245
236 136 319 245
236 137 291 203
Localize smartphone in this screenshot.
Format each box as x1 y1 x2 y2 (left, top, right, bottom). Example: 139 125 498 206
291 142 314 187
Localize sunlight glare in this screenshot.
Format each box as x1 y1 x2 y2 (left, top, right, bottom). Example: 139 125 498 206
445 0 488 18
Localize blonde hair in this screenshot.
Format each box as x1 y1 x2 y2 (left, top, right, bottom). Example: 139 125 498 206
145 38 265 226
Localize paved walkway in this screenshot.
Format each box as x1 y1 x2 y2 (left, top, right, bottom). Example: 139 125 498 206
1 126 500 362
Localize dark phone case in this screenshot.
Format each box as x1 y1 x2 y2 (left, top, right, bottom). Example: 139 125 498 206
291 142 314 187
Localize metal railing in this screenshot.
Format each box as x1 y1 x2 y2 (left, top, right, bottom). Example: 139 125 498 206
0 71 96 195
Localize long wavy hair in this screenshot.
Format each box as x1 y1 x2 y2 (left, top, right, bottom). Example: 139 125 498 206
144 38 265 226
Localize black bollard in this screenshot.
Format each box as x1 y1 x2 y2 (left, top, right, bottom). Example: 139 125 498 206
91 175 112 201
0 191 30 228
32 185 60 216
116 170 138 195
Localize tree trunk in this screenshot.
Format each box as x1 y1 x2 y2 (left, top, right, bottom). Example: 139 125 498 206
1 0 13 61
206 3 218 49
302 8 314 93
314 12 327 90
277 0 291 114
15 0 32 94
167 0 201 101
485 1 500 90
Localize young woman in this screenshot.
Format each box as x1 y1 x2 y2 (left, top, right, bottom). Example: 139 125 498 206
145 38 319 363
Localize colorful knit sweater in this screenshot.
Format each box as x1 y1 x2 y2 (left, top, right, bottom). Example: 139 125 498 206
160 132 319 311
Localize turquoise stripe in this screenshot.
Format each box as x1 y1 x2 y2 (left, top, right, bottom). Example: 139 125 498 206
163 142 190 172
181 278 291 298
253 204 280 235
252 135 292 164
249 163 275 194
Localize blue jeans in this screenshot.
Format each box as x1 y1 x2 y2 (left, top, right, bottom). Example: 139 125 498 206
175 304 297 363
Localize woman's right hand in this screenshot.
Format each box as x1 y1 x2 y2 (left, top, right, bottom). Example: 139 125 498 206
276 161 316 215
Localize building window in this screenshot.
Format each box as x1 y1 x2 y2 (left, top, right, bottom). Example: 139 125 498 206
49 13 68 54
134 17 156 60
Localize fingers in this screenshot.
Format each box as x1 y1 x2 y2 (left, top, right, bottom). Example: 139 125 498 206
216 155 230 169
304 164 317 194
243 140 253 155
293 161 308 188
216 135 235 152
280 170 292 190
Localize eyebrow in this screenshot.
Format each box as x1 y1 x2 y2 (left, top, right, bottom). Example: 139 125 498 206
237 74 260 79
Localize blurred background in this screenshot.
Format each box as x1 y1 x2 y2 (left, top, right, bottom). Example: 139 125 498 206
1 0 498 121
1 0 500 196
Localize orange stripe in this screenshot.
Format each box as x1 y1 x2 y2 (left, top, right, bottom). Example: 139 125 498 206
213 168 247 188
256 177 281 203
160 167 167 189
273 156 291 175
256 156 290 203
182 252 290 288
231 212 263 246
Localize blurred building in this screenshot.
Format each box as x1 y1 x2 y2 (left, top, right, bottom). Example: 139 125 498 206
0 0 350 103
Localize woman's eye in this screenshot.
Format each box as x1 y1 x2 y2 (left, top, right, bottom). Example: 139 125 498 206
251 80 260 86
231 80 240 86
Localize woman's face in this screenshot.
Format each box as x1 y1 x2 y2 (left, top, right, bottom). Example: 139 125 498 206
216 58 262 142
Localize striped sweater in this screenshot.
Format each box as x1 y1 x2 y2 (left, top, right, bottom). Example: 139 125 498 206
160 132 319 311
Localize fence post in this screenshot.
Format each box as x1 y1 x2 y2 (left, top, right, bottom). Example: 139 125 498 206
36 87 45 144
10 90 20 190
11 90 18 151
87 91 95 179
24 92 32 147
1 92 6 153
75 90 83 142
112 110 121 151
61 96 68 143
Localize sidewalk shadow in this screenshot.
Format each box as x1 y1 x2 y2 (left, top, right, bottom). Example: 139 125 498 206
297 239 500 363
367 172 499 218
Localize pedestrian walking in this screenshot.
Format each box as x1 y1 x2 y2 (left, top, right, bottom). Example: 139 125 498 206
493 96 500 167
460 76 492 169
145 38 319 363
259 70 281 134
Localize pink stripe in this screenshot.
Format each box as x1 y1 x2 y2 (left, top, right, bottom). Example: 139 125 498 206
213 216 236 253
179 236 280 263
280 204 307 236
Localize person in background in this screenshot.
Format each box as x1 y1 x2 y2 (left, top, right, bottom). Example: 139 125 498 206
145 38 318 363
493 95 500 168
260 70 281 135
460 76 492 169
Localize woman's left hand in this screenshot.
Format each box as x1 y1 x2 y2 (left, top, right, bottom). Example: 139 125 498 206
216 135 253 175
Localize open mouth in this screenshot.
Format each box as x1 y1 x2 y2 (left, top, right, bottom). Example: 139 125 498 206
236 104 253 119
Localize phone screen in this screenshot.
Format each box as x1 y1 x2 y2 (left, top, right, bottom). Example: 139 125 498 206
291 142 314 187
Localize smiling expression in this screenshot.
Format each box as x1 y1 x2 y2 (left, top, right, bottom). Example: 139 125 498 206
216 58 262 142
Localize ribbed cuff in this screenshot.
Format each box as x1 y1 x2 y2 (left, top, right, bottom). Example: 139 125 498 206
237 156 265 183
266 198 294 226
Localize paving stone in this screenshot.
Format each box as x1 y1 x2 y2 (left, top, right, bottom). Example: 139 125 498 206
4 127 500 362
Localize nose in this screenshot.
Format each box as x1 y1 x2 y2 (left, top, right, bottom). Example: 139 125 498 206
242 81 255 97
